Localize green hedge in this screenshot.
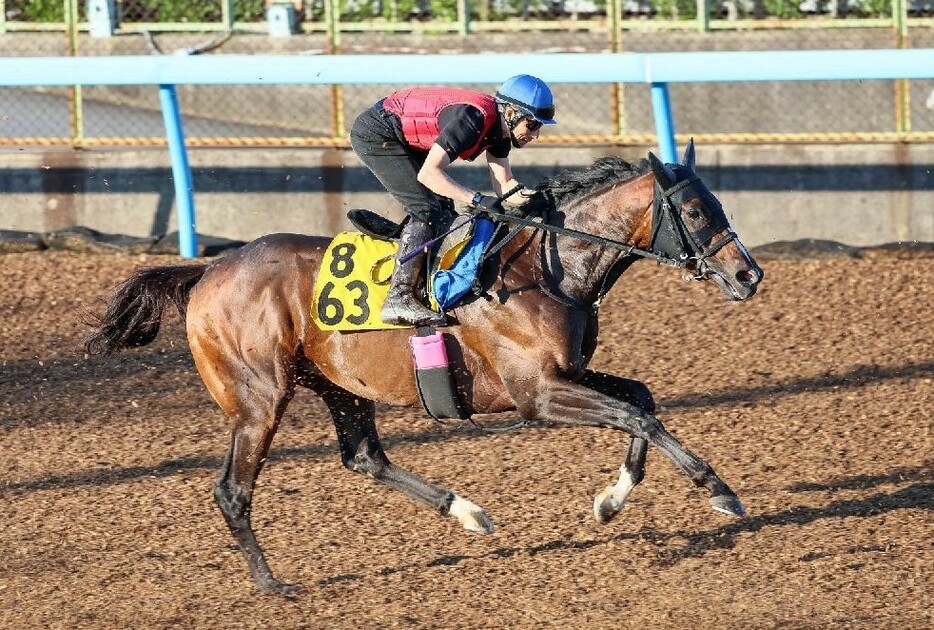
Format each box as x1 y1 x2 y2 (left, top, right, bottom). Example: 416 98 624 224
19 0 265 22
21 0 66 22
15 0 895 23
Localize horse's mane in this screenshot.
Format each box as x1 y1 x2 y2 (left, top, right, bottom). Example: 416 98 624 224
524 156 650 215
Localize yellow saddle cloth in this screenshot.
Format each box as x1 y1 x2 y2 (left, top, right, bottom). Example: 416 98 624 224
312 227 477 332
312 231 407 331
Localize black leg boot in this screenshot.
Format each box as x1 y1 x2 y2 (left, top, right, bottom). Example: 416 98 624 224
380 220 447 327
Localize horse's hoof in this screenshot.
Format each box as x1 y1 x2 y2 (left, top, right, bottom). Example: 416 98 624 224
449 495 495 534
593 489 623 524
710 494 746 517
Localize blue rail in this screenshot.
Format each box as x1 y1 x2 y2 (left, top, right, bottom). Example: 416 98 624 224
3 49 933 257
158 85 197 260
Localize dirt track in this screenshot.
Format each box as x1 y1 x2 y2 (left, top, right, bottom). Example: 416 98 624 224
1 250 931 629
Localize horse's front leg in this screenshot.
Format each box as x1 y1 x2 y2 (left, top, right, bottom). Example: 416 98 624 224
593 437 649 523
578 371 651 524
517 373 745 519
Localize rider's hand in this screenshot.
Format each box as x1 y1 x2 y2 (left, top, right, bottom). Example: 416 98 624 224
470 193 503 216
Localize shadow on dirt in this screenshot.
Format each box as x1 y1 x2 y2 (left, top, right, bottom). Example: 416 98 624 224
0 423 483 494
1 447 317 495
4 359 933 494
660 360 934 411
787 463 934 493
4 416 930 581
647 480 934 568
316 475 934 586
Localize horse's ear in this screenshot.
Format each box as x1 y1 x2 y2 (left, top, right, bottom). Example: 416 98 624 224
682 138 696 172
648 151 676 188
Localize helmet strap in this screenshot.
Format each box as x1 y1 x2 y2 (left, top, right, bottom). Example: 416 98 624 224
501 105 524 148
501 105 523 131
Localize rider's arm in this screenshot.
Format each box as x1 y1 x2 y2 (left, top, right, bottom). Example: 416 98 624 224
487 155 531 206
486 155 521 199
416 145 477 205
417 104 490 205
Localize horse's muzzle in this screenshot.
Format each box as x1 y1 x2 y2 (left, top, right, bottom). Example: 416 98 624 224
697 259 762 301
728 264 763 300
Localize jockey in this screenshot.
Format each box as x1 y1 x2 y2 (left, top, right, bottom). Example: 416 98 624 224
349 74 557 327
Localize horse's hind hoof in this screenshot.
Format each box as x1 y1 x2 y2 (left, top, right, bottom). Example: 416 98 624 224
710 494 746 518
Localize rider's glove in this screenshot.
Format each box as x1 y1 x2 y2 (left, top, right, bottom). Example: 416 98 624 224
470 192 504 216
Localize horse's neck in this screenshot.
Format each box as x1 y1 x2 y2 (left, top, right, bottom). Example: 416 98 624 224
540 182 653 304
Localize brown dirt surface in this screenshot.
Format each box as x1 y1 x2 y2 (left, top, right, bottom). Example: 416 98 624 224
1 250 931 629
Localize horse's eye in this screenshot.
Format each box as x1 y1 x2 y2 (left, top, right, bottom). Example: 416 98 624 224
687 208 702 220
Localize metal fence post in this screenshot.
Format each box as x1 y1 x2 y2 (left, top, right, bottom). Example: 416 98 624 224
65 0 84 148
458 0 469 36
326 0 344 142
696 0 710 32
893 0 910 136
327 0 340 49
221 0 235 30
609 0 625 140
159 84 198 259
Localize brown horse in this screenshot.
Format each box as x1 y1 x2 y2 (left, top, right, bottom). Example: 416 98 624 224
85 141 762 595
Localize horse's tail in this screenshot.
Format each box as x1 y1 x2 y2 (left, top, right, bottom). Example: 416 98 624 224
83 263 207 356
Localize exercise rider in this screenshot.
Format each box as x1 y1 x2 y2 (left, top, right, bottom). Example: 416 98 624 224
349 74 557 326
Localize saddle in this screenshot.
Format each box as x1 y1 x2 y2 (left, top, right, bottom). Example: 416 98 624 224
347 208 404 241
338 207 524 423
347 208 498 312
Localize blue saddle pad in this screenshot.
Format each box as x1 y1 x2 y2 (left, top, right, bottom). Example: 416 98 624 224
430 218 496 310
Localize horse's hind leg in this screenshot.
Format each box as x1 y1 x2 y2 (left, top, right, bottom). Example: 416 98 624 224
190 336 299 595
306 375 494 534
579 371 651 524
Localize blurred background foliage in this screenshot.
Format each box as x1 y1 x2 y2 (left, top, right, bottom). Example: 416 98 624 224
6 0 905 23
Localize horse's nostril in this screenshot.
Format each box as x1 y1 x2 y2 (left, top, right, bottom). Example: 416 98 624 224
736 269 758 285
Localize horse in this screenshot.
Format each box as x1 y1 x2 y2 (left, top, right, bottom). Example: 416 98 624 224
84 140 763 595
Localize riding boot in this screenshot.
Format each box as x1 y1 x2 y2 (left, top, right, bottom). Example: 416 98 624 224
381 220 447 327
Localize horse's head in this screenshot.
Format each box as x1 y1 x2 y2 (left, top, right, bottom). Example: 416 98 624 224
647 140 763 301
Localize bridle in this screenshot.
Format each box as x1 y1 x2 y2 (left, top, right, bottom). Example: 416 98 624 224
478 169 737 310
649 172 738 281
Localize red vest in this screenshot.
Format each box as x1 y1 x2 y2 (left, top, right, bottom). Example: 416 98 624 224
382 87 500 161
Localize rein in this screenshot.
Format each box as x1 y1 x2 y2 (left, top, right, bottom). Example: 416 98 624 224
398 185 527 265
479 205 682 269
477 172 736 312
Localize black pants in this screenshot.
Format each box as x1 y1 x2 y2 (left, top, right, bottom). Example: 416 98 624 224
350 106 451 227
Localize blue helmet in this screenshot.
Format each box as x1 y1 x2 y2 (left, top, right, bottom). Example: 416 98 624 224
495 74 557 125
